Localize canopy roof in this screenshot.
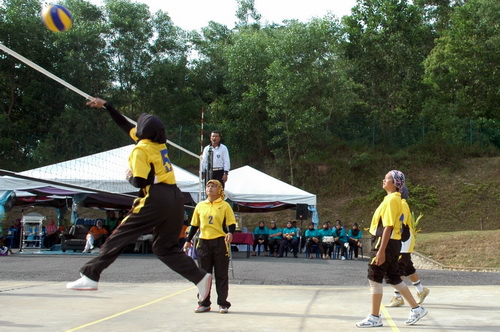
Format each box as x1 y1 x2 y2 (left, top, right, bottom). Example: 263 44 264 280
225 166 316 207
18 144 200 201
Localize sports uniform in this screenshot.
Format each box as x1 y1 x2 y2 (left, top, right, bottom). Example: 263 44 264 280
368 191 404 285
357 171 428 328
68 101 210 295
399 198 416 276
388 187 430 307
186 180 236 311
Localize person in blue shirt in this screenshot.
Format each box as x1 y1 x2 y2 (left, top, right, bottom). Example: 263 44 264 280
318 221 334 259
304 222 322 259
347 222 363 260
252 221 269 256
267 221 282 257
278 221 299 258
332 219 349 260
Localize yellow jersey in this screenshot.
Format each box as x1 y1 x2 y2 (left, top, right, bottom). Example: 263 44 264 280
191 197 236 240
128 127 176 185
401 199 416 252
369 192 403 240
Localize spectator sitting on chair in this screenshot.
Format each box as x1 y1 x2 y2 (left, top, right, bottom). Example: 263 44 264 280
105 210 120 233
304 222 322 259
83 220 108 253
278 221 299 258
252 221 269 256
319 221 334 259
348 222 363 260
267 221 282 257
43 219 59 248
134 233 153 253
332 220 348 260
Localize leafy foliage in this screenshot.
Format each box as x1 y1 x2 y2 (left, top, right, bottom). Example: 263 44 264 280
0 0 497 180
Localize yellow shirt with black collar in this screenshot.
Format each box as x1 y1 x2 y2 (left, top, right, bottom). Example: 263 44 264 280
191 197 236 240
128 127 176 185
369 192 403 241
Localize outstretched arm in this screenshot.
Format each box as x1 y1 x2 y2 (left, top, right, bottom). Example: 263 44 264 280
87 97 134 135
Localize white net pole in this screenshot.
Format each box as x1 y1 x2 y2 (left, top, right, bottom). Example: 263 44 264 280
0 43 93 100
0 43 201 160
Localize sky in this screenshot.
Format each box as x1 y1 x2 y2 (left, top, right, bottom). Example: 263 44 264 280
87 0 358 31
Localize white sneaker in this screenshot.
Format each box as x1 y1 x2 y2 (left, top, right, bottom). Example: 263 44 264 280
197 273 212 302
219 305 229 314
341 256 346 260
405 306 428 325
66 275 98 290
356 314 383 328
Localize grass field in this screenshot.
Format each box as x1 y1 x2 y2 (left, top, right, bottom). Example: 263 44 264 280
416 229 500 269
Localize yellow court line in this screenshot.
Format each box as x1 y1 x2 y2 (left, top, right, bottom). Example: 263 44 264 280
380 305 400 332
0 283 26 289
64 286 195 332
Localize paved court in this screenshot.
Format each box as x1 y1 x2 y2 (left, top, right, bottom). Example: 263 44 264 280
1 280 499 331
1 251 500 331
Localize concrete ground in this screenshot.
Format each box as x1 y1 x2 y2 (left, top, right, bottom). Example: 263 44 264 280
1 282 500 331
1 251 499 331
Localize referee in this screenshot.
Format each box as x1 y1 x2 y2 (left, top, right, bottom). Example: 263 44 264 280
201 131 230 187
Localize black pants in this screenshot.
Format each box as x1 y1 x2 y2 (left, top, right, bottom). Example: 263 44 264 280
268 238 281 254
203 170 225 188
80 184 206 284
348 238 361 258
253 237 268 252
321 242 333 257
306 240 324 255
197 237 231 307
334 240 347 257
368 238 402 285
278 238 299 256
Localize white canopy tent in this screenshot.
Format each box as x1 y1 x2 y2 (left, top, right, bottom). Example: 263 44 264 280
225 165 316 206
16 144 201 202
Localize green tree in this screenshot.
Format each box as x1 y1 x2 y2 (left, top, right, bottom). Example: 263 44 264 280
414 0 466 33
266 18 351 184
342 0 434 147
235 0 261 29
0 0 97 169
424 0 500 121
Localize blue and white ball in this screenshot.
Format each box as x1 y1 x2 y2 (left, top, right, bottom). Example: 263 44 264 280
41 4 73 32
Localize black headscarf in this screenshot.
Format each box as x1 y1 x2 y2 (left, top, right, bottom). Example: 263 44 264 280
135 113 166 143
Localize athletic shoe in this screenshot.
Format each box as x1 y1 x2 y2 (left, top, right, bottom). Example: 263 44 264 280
387 296 404 307
341 256 346 260
404 306 428 325
66 275 98 291
219 305 229 314
356 314 383 328
197 273 212 302
417 287 430 304
194 305 211 313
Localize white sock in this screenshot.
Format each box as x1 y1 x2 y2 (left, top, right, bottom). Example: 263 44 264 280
412 280 424 293
393 291 402 299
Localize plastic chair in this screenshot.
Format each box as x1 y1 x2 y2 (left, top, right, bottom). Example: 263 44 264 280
306 243 321 258
256 243 268 256
332 244 342 259
348 244 364 259
333 243 348 259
